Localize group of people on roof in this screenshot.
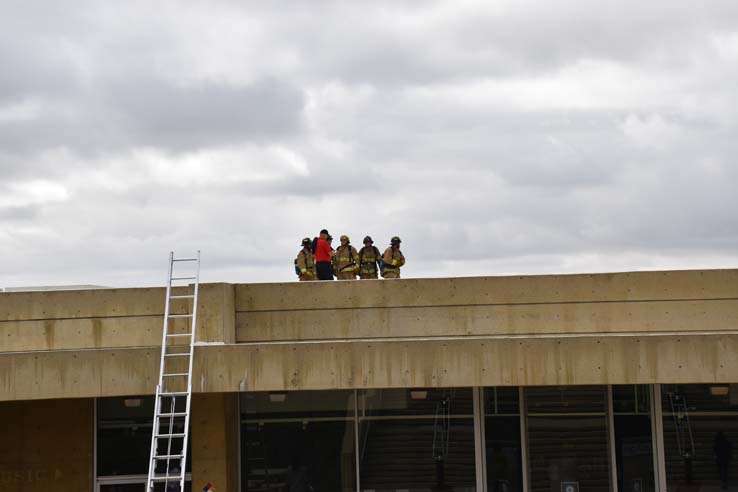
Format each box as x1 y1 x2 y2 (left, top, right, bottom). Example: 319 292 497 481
295 229 405 281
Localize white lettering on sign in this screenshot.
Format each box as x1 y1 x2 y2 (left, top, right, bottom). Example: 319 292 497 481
0 468 63 483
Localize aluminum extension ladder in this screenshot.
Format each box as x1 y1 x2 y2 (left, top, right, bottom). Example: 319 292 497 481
146 251 201 491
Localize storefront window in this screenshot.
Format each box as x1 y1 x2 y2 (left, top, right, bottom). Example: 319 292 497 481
662 384 738 492
485 387 523 492
613 385 655 492
240 390 356 492
358 388 476 492
526 386 611 492
96 396 191 491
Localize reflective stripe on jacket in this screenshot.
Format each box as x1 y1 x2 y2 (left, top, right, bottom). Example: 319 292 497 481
358 246 381 274
296 249 316 276
382 247 405 271
333 245 359 273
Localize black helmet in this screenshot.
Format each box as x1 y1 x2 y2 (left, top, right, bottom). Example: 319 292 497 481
301 237 311 246
391 236 401 244
363 235 373 244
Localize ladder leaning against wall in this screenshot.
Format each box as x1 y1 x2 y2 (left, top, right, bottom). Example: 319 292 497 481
146 251 201 492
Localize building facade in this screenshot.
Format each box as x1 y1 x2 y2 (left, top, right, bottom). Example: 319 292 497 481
1 269 738 492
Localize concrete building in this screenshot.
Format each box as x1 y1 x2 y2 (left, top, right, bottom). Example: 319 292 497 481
2 269 738 492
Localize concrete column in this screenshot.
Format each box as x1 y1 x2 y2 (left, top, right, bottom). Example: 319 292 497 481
191 392 240 491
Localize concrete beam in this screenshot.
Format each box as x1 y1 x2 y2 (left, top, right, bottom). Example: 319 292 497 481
0 347 160 401
3 332 737 401
198 333 738 391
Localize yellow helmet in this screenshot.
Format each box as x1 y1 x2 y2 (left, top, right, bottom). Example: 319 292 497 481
340 235 350 242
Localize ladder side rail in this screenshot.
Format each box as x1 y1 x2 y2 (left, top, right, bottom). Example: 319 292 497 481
148 252 174 490
186 250 201 379
179 251 200 491
180 383 193 490
147 384 163 487
158 252 175 387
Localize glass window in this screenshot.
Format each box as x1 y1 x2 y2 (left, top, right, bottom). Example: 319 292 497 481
527 385 607 414
485 387 523 492
485 387 521 416
97 396 156 477
662 384 738 492
240 390 356 492
613 385 655 492
358 388 476 492
96 396 191 479
613 385 651 415
526 386 611 492
360 387 474 417
242 390 355 420
100 485 145 492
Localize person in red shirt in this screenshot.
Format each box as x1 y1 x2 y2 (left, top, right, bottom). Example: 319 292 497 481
314 229 335 280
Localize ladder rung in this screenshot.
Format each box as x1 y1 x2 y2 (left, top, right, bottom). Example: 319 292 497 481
164 353 190 357
159 391 189 397
162 373 189 377
168 314 193 318
153 454 184 460
158 412 187 418
156 432 186 438
150 475 184 482
172 258 198 262
166 333 192 338
170 295 195 299
170 276 196 281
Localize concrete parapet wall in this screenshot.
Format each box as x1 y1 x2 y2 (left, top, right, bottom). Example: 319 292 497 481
1 269 737 401
0 283 233 352
235 270 738 342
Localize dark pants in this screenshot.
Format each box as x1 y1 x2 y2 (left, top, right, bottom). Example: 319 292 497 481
316 262 334 280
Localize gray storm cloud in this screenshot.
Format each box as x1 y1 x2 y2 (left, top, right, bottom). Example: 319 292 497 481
1 0 738 287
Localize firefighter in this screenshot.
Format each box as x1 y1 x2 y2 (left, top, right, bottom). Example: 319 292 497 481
314 229 334 280
295 238 316 281
381 236 405 279
333 235 359 280
358 236 382 279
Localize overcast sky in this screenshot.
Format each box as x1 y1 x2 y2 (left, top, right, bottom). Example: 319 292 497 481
2 1 738 288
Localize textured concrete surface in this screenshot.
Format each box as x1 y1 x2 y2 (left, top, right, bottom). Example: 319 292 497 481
191 393 239 491
0 398 93 490
1 269 737 400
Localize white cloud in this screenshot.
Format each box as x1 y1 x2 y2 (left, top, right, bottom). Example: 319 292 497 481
1 1 738 287
0 180 69 207
0 99 42 123
621 113 683 150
